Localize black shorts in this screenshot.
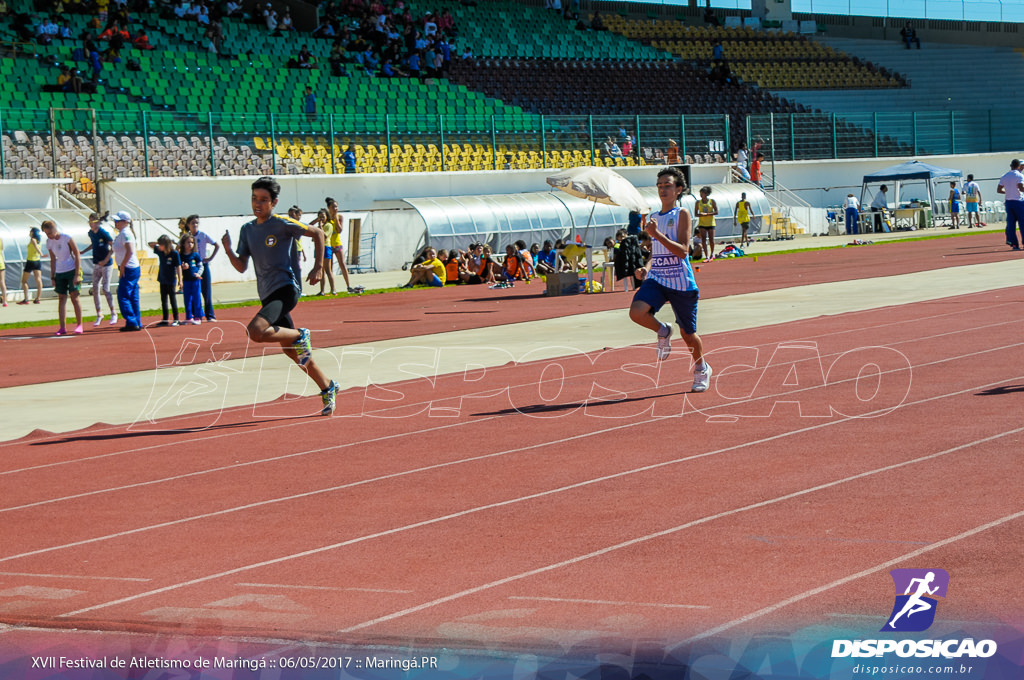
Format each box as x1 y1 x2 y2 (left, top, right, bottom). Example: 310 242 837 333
256 285 299 329
24 260 41 272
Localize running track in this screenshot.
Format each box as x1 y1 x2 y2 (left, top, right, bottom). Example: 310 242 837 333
1 240 1023 656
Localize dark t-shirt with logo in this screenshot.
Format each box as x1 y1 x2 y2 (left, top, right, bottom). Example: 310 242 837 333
235 215 308 301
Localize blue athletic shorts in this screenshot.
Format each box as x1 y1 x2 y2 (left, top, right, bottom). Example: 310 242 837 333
324 246 334 260
950 202 960 214
427 273 443 287
633 278 699 335
966 202 979 213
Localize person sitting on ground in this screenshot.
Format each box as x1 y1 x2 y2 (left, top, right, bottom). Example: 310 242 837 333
401 246 446 288
534 240 558 275
514 239 536 279
501 244 528 282
466 244 498 284
444 249 466 284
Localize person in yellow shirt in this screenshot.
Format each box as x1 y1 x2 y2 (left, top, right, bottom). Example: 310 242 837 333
19 227 44 304
694 185 718 261
401 246 446 288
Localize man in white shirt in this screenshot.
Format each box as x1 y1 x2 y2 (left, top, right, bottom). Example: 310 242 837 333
870 185 889 233
997 159 1024 250
41 220 83 335
843 193 860 235
962 173 983 229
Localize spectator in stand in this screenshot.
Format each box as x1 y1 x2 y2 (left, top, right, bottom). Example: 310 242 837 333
590 9 605 30
263 3 279 34
342 146 357 173
302 85 316 121
621 134 634 159
423 11 437 36
997 158 1024 250
133 28 154 50
297 46 315 69
401 246 446 288
665 138 681 165
280 8 296 32
703 0 719 25
900 21 921 49
604 136 622 160
224 0 244 18
750 152 764 189
57 19 73 40
711 38 723 61
843 193 860 236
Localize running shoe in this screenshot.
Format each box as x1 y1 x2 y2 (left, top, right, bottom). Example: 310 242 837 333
54 328 67 336
320 380 339 416
293 328 313 366
171 320 180 327
347 286 364 294
692 363 713 393
155 320 169 327
73 324 83 335
109 313 118 325
656 325 672 361
93 314 105 327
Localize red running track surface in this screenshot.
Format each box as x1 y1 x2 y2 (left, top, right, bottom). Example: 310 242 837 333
0 232 1017 389
1 283 1022 652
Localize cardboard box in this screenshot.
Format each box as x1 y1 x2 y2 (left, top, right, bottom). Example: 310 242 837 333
545 272 580 297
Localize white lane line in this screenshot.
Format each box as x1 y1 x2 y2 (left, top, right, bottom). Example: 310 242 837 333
683 508 1024 644
3 342 1016 562
508 596 709 610
335 427 1024 634
0 571 149 582
5 314 1021 512
236 582 413 594
56 378 1024 620
1 296 1013 464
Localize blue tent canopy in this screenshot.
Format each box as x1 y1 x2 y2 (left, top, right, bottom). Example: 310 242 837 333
862 160 962 183
860 161 964 220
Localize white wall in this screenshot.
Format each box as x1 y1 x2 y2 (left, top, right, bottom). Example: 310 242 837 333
91 151 1019 275
0 180 66 210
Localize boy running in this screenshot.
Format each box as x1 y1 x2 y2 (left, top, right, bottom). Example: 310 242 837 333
221 177 339 415
628 168 712 393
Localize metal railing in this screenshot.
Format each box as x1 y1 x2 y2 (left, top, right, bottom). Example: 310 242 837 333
2 107 1020 188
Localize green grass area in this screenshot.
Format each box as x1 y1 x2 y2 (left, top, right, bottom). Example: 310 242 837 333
0 285 407 331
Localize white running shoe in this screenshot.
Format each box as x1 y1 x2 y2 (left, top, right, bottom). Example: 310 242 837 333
656 325 672 361
93 314 105 327
692 363 713 393
109 313 118 326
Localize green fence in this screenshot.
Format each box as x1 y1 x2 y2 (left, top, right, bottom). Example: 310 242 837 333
1 107 1016 188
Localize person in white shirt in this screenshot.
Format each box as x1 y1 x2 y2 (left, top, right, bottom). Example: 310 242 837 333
112 211 143 331
184 214 220 321
997 158 1024 250
870 185 889 233
843 193 860 235
962 173 983 229
41 220 83 335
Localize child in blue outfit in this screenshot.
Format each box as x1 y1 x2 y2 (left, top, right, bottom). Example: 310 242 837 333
148 234 182 326
179 233 204 325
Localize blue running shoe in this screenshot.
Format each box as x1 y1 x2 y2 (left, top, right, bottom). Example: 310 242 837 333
321 380 339 416
293 328 313 366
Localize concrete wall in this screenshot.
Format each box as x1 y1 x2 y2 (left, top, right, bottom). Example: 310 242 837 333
81 150 1019 275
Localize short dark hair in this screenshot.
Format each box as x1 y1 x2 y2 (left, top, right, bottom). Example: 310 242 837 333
252 176 280 201
967 174 974 181
1012 159 1021 170
657 166 687 192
